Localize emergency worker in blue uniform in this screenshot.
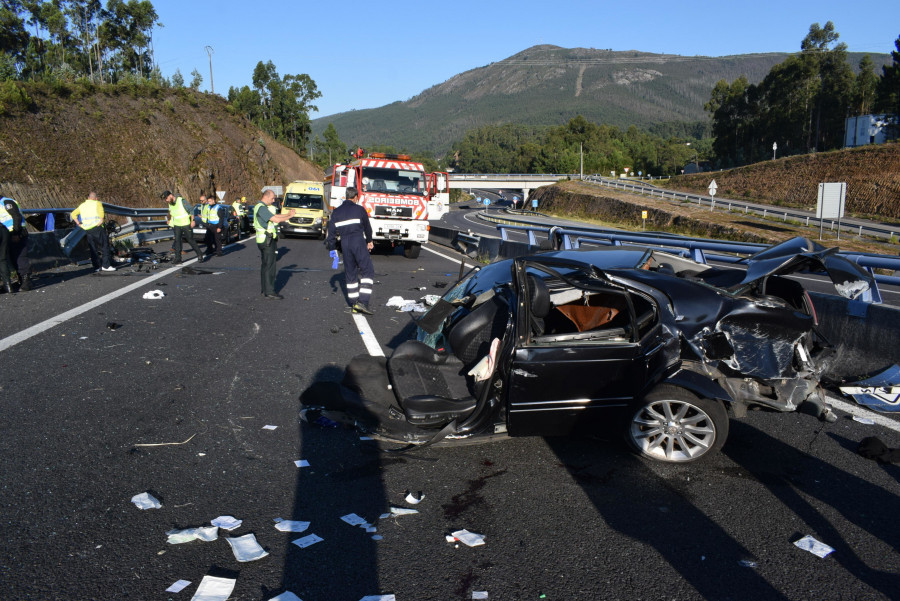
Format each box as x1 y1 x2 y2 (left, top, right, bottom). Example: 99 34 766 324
253 189 295 299
326 187 375 314
1 193 31 293
201 195 228 257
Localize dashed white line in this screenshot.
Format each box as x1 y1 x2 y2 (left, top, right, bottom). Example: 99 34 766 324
352 313 384 357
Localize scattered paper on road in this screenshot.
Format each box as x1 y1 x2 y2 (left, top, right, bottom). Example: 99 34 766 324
852 415 875 425
189 575 235 601
166 526 218 544
211 515 242 531
472 592 489 600
294 459 310 468
793 535 834 558
142 290 165 300
274 518 310 533
262 425 278 430
292 534 324 549
131 492 161 510
389 507 419 516
166 579 191 593
226 533 269 562
404 491 424 504
341 513 369 527
359 596 396 601
451 529 486 547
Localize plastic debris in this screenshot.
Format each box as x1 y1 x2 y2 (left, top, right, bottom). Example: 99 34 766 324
371 535 383 541
292 534 324 549
211 515 242 531
404 491 424 505
359 596 395 601
294 459 310 468
434 281 448 288
852 415 875 425
450 529 486 547
142 290 165 300
385 296 426 312
166 526 218 544
166 579 191 593
131 492 161 510
341 513 369 527
262 425 278 430
226 533 269 562
793 535 834 558
839 364 900 412
422 294 441 306
738 559 758 568
269 592 303 601
472 592 489 600
275 519 310 533
189 575 235 601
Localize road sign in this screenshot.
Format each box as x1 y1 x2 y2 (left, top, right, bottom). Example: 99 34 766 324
216 190 226 200
817 182 847 240
483 198 490 206
708 180 718 197
531 199 538 209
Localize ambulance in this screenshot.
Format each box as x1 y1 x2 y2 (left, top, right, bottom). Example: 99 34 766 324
281 180 328 238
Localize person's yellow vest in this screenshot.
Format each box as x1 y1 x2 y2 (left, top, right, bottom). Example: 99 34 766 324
253 202 277 244
74 199 104 230
169 196 191 227
201 203 222 225
0 197 25 230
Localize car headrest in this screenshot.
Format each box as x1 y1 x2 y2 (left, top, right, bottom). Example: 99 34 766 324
527 274 551 319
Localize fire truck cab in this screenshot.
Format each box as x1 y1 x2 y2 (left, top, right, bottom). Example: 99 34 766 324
324 152 449 259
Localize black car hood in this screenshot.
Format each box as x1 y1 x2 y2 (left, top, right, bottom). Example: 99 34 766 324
736 237 874 300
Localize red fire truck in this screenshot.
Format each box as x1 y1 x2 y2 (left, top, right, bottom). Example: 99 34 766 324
323 152 449 258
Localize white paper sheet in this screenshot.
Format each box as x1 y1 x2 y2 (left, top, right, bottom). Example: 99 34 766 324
268 592 303 601
451 529 486 547
189 575 235 601
166 579 191 593
404 492 424 504
389 507 419 516
131 492 161 510
167 526 218 544
274 519 310 533
211 515 242 531
226 533 269 562
294 459 310 468
341 513 369 527
793 534 834 558
292 534 323 548
472 592 489 600
359 596 396 601
262 425 278 430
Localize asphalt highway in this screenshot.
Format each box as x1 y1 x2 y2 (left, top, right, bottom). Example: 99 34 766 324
1 222 899 600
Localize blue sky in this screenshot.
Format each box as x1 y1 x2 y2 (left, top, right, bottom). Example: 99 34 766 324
149 0 898 119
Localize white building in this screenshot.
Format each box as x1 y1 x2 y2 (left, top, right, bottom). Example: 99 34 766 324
844 114 897 147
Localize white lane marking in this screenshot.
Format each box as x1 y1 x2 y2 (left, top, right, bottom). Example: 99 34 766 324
826 394 900 433
352 313 384 357
421 243 478 267
0 232 260 353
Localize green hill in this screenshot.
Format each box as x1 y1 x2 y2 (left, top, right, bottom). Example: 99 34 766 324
313 45 888 157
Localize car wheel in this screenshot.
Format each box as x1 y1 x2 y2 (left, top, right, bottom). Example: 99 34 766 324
403 242 421 259
626 385 728 463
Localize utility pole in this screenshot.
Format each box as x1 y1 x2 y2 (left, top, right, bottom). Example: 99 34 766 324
580 142 584 180
205 46 214 94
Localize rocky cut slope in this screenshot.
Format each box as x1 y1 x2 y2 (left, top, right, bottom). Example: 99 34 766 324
0 83 322 210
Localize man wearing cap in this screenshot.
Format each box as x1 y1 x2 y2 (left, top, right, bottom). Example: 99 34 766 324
71 191 115 273
253 189 295 299
162 190 204 264
325 187 375 314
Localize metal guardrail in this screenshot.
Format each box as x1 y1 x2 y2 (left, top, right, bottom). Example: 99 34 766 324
24 203 183 245
582 175 900 242
496 222 900 303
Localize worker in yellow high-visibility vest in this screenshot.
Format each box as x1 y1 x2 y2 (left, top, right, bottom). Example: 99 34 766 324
200 195 228 257
162 190 204 264
71 191 115 272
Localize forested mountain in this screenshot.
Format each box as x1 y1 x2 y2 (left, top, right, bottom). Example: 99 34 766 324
312 45 889 156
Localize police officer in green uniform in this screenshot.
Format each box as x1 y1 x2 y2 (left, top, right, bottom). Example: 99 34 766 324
253 189 294 299
200 195 228 257
162 190 204 264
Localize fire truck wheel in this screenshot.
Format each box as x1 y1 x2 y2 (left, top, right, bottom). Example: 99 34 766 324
403 242 421 259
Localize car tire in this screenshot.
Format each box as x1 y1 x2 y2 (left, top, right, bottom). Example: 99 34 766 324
626 385 728 463
404 242 421 259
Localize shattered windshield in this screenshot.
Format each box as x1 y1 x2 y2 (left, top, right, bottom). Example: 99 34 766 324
361 168 425 195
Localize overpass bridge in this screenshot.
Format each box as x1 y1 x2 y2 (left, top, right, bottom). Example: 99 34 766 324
448 173 571 200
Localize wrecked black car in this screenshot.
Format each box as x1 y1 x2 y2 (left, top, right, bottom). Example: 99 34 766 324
301 237 876 463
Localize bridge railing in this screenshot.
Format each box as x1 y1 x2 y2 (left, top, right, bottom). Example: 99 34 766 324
497 223 900 303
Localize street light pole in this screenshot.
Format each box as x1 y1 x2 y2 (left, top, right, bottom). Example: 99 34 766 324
772 141 777 161
205 46 214 94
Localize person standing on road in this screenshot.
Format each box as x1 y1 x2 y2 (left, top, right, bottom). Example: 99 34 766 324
71 192 115 273
162 190 204 264
1 193 32 291
201 195 228 257
253 189 295 299
326 187 375 315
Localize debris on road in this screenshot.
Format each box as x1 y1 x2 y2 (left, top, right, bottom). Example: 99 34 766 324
268 592 303 601
857 436 900 463
852 416 875 425
793 535 834 558
341 513 369 527
211 515 242 531
105 322 122 330
434 281 448 288
291 533 324 549
449 529 486 547
189 575 235 601
165 579 191 593
404 491 424 505
359 595 396 601
142 290 165 300
839 364 900 412
134 433 197 448
262 425 278 430
166 526 218 544
385 296 426 312
226 533 269 562
388 507 418 517
738 559 759 568
472 592 488 599
130 492 161 510
294 459 311 468
274 518 310 533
